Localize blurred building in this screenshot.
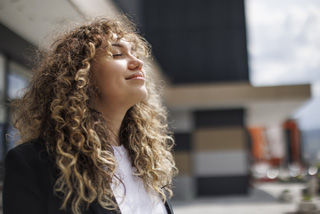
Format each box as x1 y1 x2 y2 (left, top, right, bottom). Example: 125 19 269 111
115 0 311 199
302 129 320 165
0 0 311 201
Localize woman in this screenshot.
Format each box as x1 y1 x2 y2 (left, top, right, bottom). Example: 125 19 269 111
3 17 177 214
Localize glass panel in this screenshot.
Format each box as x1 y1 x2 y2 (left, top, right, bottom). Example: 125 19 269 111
0 53 5 163
0 53 5 124
0 123 4 162
8 73 29 99
8 61 30 99
7 124 19 152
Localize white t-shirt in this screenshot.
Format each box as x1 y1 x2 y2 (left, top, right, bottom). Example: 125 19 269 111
111 145 167 214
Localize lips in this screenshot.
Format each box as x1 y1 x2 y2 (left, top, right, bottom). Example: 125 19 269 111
125 72 145 80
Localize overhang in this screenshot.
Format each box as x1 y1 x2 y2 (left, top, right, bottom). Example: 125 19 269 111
164 82 311 126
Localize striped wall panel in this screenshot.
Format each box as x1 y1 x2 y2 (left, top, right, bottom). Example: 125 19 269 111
174 152 192 176
169 110 194 133
194 150 248 176
197 175 249 196
169 110 195 199
194 109 244 128
171 108 249 198
172 175 195 200
193 108 249 196
174 133 192 152
194 127 246 151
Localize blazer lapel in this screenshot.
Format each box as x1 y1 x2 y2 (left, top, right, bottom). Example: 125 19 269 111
87 197 121 214
163 190 174 214
164 199 174 214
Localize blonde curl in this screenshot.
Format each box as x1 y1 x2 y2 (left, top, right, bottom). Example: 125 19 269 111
11 17 177 214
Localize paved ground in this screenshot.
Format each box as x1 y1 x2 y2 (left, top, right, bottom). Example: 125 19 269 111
171 182 320 214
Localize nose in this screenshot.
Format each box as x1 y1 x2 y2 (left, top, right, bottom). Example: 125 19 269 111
128 55 144 71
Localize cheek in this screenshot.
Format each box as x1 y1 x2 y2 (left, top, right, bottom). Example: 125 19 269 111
92 68 121 97
92 62 114 85
101 61 127 79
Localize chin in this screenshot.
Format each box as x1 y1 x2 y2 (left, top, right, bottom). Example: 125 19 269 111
127 86 148 105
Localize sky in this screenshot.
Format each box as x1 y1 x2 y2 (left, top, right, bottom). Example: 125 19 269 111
245 0 320 130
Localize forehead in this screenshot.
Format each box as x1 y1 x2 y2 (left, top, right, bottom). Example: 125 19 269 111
110 34 134 49
111 40 133 50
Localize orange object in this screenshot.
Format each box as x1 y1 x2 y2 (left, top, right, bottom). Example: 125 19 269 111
248 127 265 161
283 120 301 163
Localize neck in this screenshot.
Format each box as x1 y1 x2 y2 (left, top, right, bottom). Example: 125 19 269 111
95 104 128 147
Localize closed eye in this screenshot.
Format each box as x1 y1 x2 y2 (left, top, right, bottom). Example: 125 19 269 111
112 54 123 57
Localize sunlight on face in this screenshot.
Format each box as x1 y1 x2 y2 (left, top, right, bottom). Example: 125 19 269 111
91 37 148 112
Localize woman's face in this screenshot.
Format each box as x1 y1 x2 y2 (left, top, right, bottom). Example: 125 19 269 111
91 38 148 111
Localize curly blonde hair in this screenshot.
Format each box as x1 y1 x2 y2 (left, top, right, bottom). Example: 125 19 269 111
11 17 177 214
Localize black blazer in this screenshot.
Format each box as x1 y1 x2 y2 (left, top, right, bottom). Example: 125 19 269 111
3 139 174 214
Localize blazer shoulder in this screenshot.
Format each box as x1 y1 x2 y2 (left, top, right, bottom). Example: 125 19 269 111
5 138 52 173
8 138 47 157
12 138 46 151
3 139 55 214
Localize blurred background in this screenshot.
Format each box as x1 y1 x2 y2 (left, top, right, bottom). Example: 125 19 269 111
0 0 319 213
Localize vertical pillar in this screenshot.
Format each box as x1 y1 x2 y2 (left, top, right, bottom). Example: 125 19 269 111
0 53 7 163
283 120 301 164
170 110 195 200
193 109 249 196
